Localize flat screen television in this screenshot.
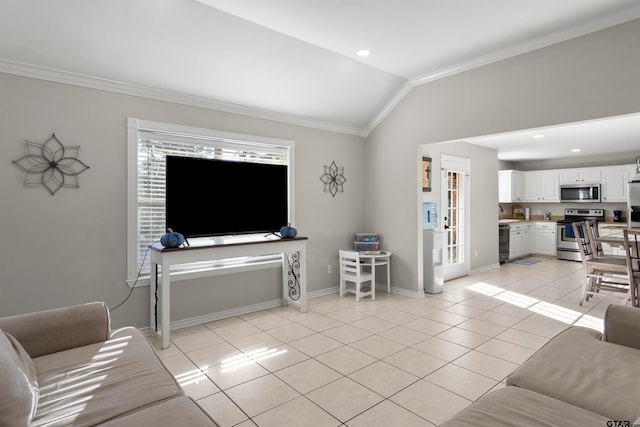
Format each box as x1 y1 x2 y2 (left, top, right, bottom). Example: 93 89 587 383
165 155 289 238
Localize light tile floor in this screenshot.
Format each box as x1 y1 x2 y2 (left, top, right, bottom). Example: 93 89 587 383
147 256 622 426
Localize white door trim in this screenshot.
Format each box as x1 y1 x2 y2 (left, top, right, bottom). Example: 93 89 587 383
440 154 470 280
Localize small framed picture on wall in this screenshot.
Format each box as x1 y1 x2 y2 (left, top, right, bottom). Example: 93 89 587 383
422 157 432 192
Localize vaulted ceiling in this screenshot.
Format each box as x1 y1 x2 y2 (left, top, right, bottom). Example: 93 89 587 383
1 0 640 148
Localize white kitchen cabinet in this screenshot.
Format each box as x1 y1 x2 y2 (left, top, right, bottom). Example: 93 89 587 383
509 222 532 260
523 171 559 202
540 172 560 202
522 173 537 201
525 226 533 254
499 170 524 203
499 164 634 206
558 169 601 184
601 168 629 202
508 229 522 259
533 222 557 256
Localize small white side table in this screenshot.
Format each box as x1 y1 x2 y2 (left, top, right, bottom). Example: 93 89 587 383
358 250 392 293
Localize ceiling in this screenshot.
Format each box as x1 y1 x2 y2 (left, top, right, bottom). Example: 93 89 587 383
464 113 640 162
1 0 639 158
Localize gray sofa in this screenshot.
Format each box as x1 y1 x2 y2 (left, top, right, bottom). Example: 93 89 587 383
442 304 640 426
0 302 218 426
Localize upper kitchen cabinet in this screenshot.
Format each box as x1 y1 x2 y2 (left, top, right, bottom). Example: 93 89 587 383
500 164 634 204
499 170 524 203
601 167 630 202
523 171 560 202
559 169 601 184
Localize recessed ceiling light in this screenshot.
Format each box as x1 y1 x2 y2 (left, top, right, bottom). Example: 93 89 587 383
356 49 370 57
571 148 581 152
533 134 544 139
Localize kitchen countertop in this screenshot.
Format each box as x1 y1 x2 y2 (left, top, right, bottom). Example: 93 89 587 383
498 217 559 224
499 218 638 230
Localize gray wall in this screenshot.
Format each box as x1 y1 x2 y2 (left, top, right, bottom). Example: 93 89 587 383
2 18 640 326
0 73 365 328
364 19 640 292
421 142 500 277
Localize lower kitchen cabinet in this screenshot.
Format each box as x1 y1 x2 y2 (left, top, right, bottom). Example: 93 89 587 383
533 222 557 256
509 223 532 260
506 221 557 260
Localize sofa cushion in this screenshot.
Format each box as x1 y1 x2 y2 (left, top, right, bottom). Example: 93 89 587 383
603 304 640 350
507 326 640 422
31 327 183 427
0 301 111 358
0 329 39 425
440 387 609 427
99 396 219 426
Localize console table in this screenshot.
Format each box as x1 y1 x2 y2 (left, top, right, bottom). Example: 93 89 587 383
150 236 308 349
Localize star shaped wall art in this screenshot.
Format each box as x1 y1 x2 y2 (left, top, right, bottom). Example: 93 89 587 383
12 133 90 195
319 160 346 197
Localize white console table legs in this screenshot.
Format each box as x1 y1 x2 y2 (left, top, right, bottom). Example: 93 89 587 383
150 237 308 349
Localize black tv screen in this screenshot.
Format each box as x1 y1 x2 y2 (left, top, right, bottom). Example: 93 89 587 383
165 156 289 238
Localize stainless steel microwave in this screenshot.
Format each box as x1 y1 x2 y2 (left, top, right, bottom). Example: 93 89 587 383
560 184 600 203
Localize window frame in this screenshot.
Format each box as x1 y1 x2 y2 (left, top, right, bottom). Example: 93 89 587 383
126 118 295 286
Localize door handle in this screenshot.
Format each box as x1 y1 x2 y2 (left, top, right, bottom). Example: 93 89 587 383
444 216 449 229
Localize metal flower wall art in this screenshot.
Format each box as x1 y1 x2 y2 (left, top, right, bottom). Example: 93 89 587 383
319 160 346 197
12 133 90 195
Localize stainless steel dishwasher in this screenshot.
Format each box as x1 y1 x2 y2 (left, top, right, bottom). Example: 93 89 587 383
499 223 510 263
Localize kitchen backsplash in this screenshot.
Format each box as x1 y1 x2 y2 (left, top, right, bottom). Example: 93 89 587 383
499 202 627 221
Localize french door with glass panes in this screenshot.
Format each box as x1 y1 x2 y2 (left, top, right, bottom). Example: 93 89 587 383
440 155 470 280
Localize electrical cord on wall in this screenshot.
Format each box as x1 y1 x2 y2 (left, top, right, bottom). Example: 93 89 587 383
109 244 154 313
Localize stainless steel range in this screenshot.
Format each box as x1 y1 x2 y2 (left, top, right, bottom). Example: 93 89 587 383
556 208 605 261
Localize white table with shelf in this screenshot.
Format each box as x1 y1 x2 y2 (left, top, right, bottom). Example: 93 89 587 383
358 250 392 293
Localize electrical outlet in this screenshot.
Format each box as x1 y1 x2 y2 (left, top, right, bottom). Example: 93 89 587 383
328 264 332 274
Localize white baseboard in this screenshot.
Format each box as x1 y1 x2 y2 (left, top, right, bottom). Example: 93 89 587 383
469 263 501 275
168 299 284 331
142 287 341 333
391 286 426 299
142 283 426 333
309 286 340 298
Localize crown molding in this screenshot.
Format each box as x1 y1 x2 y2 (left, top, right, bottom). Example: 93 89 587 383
364 9 640 137
4 7 640 142
412 9 640 88
363 81 414 138
0 59 368 138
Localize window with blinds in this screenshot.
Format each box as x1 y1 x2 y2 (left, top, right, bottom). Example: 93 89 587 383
128 119 294 282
